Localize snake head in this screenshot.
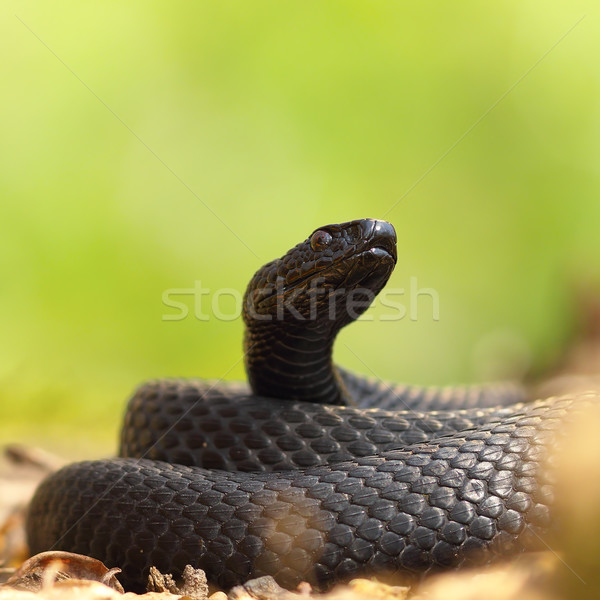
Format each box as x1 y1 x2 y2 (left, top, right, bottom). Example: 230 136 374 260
243 219 397 326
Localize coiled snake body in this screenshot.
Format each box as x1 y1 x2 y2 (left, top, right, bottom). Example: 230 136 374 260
27 219 585 592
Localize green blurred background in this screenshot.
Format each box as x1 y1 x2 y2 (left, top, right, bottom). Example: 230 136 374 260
1 1 599 456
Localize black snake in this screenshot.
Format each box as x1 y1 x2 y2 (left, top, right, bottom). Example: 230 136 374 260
26 219 588 592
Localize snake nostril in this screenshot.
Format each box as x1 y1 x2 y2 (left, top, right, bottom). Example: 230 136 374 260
373 220 397 242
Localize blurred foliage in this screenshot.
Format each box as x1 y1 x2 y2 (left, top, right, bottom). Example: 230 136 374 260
1 1 599 455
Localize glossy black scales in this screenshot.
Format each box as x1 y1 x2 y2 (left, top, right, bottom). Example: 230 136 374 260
26 219 590 592
28 394 594 592
120 380 528 472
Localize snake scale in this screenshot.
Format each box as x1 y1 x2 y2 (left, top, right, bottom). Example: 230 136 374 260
27 219 589 592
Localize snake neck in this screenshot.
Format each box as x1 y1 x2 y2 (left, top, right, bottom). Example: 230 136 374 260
241 220 397 405
244 319 347 405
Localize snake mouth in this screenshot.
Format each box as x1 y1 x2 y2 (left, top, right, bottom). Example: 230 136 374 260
367 233 397 263
280 249 395 298
368 246 395 261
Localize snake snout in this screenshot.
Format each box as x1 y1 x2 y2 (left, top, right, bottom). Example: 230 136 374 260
364 219 397 263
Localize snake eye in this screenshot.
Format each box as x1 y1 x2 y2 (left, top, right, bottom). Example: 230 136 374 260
310 230 333 251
